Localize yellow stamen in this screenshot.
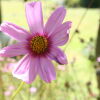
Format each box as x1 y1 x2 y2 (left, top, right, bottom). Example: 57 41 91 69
29 36 48 54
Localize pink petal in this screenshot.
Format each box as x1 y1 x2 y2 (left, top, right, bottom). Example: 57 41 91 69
47 47 67 65
97 57 100 62
0 22 31 41
50 21 72 46
2 63 15 72
8 85 15 91
38 57 56 83
57 65 65 71
29 87 37 93
25 2 44 34
4 91 11 96
44 7 66 36
13 55 38 84
0 42 28 57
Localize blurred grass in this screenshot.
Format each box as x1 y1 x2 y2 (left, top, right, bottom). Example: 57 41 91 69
1 0 100 100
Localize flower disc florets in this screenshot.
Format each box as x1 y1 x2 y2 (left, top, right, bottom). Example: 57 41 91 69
29 35 48 54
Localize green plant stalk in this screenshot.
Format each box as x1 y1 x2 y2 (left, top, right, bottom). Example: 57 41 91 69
11 81 25 100
95 16 100 100
0 60 7 100
28 84 32 100
0 0 2 24
0 71 5 100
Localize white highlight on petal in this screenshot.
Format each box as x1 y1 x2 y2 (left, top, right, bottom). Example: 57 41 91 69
0 50 6 54
67 29 70 33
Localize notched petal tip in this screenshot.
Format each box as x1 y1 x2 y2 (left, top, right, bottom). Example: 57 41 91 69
25 1 35 7
0 22 8 30
66 21 72 28
64 21 72 29
56 6 66 18
25 1 43 34
25 1 41 6
57 6 66 12
56 56 68 65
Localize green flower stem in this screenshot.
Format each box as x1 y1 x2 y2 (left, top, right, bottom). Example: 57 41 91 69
11 81 25 100
0 71 5 100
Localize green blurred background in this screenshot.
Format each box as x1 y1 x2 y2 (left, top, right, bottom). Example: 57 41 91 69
0 0 100 100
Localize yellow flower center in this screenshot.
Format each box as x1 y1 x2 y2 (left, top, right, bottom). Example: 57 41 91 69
30 36 48 54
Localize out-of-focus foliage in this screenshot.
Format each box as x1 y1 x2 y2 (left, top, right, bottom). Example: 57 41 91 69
63 0 100 7
80 0 100 8
64 0 80 7
96 21 100 58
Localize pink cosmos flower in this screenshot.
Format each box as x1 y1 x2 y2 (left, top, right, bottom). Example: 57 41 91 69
2 63 15 72
29 87 37 94
97 57 100 62
4 91 11 96
57 65 65 71
8 85 15 91
0 2 71 84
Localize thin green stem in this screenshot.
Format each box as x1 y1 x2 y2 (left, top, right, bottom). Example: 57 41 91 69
28 84 31 100
0 71 5 100
11 81 24 100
